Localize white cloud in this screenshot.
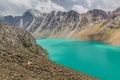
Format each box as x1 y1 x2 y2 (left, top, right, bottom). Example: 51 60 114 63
100 0 120 10
0 0 120 16
0 0 65 16
8 0 32 8
35 0 65 13
85 0 92 7
72 5 88 13
0 0 34 16
72 0 77 1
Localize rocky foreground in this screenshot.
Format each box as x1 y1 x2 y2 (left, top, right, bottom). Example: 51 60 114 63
0 24 98 80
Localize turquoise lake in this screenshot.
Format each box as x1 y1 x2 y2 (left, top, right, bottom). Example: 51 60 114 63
36 38 120 80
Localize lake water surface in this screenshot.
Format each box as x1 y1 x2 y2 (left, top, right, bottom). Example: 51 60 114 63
36 38 120 80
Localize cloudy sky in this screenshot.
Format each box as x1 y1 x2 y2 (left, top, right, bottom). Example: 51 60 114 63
0 0 120 16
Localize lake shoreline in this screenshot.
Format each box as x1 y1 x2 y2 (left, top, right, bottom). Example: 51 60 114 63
35 37 120 46
36 38 120 80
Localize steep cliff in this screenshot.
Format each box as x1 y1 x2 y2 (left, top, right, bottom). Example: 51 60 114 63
0 24 97 80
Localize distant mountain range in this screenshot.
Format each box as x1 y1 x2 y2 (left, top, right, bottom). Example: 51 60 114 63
0 7 120 45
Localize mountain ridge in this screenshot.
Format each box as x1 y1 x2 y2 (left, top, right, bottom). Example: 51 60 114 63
0 7 120 45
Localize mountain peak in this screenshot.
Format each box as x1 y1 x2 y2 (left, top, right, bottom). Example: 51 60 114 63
113 7 120 13
87 9 106 15
68 10 79 14
86 9 107 19
23 9 42 17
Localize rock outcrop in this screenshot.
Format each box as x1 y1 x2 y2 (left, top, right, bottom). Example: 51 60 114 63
0 24 98 80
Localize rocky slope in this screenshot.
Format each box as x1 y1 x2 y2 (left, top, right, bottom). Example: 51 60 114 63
0 7 120 45
0 24 98 80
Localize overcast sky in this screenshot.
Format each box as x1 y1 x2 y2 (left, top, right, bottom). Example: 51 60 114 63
0 0 120 16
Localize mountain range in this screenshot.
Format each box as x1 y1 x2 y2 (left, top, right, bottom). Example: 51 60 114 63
0 7 120 45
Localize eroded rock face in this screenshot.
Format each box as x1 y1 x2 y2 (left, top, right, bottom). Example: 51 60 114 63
0 24 98 80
